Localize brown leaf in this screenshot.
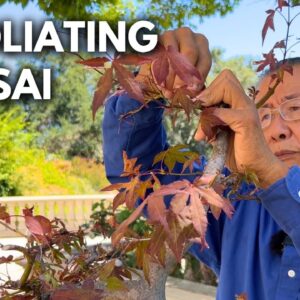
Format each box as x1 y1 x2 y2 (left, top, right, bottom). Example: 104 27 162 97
101 182 129 192
147 195 169 232
0 204 10 224
92 67 113 119
277 0 289 10
172 88 193 120
167 45 202 84
151 54 169 85
77 57 109 68
147 225 167 266
113 61 144 102
262 10 275 45
0 255 13 264
111 199 148 246
25 215 52 236
170 193 189 215
122 151 142 176
200 107 227 142
255 51 277 73
166 215 185 262
189 187 208 245
112 192 126 211
23 207 34 217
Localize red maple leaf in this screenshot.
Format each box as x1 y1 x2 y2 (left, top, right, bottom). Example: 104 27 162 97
92 67 113 119
262 10 275 44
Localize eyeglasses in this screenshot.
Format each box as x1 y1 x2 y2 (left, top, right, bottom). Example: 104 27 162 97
258 98 300 129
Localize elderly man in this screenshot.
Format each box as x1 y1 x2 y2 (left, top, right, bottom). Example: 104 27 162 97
102 28 300 300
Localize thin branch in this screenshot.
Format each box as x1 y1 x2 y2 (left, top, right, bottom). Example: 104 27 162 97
256 79 281 108
290 11 300 24
0 220 27 238
286 40 300 52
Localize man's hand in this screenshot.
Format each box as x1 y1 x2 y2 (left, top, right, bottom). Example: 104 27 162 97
136 27 212 98
194 69 289 188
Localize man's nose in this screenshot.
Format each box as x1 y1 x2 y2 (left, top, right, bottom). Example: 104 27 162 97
269 113 292 141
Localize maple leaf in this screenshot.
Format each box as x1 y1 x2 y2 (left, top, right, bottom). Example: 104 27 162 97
111 199 148 246
102 176 151 210
147 225 167 266
92 67 113 119
0 204 10 224
262 10 275 45
166 215 190 262
112 61 144 103
200 107 227 142
147 195 169 233
277 0 289 10
112 192 126 212
24 215 52 237
171 88 194 120
151 53 169 85
122 151 142 176
167 45 202 84
77 57 110 68
153 144 199 172
170 193 189 215
273 40 285 49
188 186 208 244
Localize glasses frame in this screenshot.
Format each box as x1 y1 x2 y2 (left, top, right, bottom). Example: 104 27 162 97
258 98 300 129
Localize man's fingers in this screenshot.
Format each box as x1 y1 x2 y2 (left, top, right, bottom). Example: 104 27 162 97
197 70 250 109
195 34 211 82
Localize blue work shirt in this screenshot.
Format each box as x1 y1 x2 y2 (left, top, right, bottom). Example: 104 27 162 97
102 93 300 300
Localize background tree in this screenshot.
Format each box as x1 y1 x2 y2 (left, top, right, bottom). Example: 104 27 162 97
0 0 241 28
17 53 104 161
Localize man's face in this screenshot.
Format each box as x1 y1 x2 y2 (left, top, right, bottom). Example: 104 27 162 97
257 64 300 168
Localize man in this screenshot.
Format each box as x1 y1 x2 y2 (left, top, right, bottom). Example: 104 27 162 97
102 28 300 300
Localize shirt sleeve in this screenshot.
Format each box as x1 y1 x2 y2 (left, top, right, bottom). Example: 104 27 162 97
257 165 300 255
102 92 167 184
102 92 225 271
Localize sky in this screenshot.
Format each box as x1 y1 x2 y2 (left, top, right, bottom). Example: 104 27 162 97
0 0 299 63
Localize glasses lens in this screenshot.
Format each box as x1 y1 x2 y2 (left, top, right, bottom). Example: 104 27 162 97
281 99 300 121
258 107 271 128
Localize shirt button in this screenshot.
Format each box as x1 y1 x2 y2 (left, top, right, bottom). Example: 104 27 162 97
288 270 296 278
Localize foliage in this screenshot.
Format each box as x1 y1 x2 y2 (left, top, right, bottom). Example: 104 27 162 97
0 0 241 28
0 106 34 196
0 206 131 299
17 53 103 161
15 155 109 195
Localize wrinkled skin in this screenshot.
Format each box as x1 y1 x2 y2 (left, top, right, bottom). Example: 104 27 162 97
257 65 300 168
